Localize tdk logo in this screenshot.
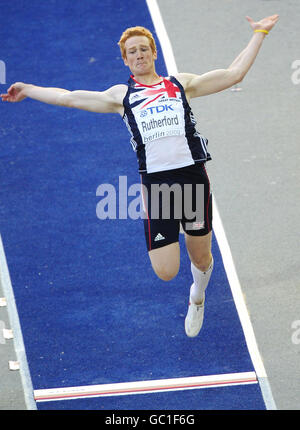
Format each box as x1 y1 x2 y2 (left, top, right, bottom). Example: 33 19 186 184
140 104 174 117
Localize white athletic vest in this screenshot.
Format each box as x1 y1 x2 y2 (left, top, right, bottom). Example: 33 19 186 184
123 75 211 173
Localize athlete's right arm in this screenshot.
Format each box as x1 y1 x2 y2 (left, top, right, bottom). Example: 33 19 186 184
1 82 127 115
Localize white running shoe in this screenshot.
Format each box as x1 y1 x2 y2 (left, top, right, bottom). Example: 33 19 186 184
185 286 205 338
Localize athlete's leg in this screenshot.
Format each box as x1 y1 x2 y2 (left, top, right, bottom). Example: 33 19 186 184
185 231 212 272
148 242 180 281
185 231 213 304
184 231 213 337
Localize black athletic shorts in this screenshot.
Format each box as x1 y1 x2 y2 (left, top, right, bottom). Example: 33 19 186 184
140 163 212 251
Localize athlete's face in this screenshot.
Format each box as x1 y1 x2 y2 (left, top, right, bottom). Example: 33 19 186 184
123 35 157 76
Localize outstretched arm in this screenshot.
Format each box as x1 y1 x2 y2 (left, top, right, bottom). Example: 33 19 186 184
1 82 126 115
178 14 279 98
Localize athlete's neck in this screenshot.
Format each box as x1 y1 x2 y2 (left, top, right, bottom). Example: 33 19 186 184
131 72 162 86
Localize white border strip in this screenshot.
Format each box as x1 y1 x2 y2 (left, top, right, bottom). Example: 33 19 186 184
212 197 277 410
211 197 266 377
146 0 276 410
0 234 37 410
146 0 178 75
34 371 257 402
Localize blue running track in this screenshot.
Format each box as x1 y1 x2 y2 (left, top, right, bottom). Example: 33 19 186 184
1 0 267 410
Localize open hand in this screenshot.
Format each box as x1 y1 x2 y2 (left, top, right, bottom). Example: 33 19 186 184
246 14 279 33
1 82 28 102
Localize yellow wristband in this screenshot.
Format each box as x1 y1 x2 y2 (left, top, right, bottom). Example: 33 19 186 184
254 29 269 35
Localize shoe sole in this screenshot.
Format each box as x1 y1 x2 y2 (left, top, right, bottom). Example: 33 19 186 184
184 294 205 337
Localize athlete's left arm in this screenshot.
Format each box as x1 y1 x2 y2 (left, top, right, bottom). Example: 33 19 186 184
178 14 279 99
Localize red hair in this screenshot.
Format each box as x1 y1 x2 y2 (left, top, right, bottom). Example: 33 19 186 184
118 26 157 59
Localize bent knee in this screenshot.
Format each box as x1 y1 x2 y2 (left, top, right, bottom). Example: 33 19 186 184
192 252 213 272
148 242 180 281
153 264 179 281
